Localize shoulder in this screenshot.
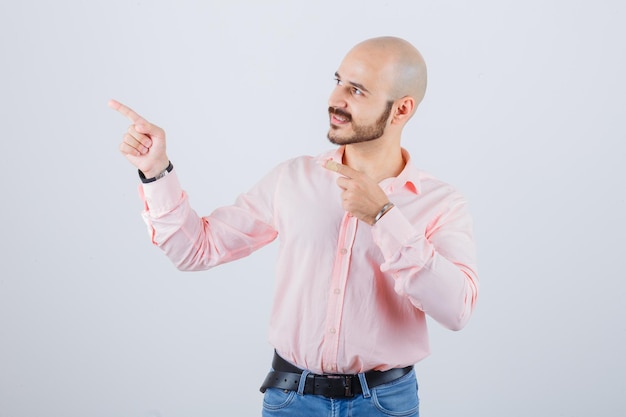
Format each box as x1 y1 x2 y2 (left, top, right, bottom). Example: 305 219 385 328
274 149 337 172
416 168 468 206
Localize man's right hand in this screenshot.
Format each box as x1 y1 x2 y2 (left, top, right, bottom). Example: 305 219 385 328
109 99 170 178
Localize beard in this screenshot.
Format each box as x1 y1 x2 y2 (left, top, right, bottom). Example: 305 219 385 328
327 100 394 145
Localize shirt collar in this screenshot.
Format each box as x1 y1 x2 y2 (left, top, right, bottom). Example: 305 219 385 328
396 148 420 195
321 146 421 195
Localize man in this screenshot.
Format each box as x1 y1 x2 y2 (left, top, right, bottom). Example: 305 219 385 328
110 36 478 417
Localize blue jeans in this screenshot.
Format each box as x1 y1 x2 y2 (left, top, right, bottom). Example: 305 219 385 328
262 368 419 417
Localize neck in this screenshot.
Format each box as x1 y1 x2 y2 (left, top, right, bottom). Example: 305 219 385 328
342 137 405 183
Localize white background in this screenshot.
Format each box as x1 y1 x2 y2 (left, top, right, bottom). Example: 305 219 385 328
1 1 624 416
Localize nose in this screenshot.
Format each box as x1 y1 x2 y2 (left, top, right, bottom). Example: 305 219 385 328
328 85 348 109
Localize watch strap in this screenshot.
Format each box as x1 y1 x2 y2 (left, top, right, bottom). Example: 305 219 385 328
138 161 173 184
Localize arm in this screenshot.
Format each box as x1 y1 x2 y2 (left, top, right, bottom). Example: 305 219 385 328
138 168 279 271
110 100 278 270
325 160 478 331
373 197 479 331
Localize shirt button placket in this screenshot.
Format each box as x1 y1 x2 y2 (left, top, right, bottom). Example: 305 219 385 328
322 213 357 373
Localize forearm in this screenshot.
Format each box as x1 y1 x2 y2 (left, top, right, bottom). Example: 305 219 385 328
389 248 478 331
374 206 479 330
139 169 278 271
139 171 216 270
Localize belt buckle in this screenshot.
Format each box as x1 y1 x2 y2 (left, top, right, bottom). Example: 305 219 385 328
326 375 354 398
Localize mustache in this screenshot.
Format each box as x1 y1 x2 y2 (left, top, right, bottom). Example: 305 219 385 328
328 107 352 121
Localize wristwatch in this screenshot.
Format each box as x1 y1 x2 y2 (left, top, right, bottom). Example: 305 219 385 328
373 202 395 224
138 161 173 184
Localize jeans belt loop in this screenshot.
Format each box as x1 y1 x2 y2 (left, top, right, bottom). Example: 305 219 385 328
357 372 371 398
297 370 310 396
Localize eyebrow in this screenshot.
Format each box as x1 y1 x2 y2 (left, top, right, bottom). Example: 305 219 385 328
335 72 371 95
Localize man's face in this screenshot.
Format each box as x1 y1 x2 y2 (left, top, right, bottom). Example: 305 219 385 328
327 49 395 145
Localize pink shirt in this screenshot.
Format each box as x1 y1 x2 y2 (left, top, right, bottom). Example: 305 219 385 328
139 147 479 375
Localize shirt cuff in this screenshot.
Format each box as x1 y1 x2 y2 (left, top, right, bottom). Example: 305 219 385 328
372 206 426 262
140 169 185 216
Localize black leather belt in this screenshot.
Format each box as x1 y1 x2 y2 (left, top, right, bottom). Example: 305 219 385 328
260 352 413 398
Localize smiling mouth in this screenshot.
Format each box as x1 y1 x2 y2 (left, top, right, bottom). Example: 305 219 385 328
329 108 351 125
331 114 348 125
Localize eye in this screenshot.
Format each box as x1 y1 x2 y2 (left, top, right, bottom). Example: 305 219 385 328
334 78 364 96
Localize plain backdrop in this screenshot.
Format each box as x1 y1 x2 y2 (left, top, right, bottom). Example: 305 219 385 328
1 0 624 416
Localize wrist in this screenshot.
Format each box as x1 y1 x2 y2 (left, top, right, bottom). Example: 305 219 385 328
139 161 173 183
141 160 170 179
373 202 394 225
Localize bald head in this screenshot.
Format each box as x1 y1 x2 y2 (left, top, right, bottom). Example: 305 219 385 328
348 37 427 107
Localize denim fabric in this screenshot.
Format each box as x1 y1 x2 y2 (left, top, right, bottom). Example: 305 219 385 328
262 368 419 417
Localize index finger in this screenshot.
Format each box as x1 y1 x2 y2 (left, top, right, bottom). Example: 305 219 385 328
108 99 147 125
325 160 361 178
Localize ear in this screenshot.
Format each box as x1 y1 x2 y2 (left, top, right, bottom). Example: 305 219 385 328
391 96 416 125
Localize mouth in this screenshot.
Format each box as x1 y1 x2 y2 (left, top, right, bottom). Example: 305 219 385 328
329 107 351 125
330 114 349 125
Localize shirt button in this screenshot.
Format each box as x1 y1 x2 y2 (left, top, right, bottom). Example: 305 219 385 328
334 288 340 294
329 328 336 334
340 248 348 255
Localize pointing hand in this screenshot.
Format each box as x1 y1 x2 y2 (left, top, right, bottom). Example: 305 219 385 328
109 99 170 178
325 160 391 225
